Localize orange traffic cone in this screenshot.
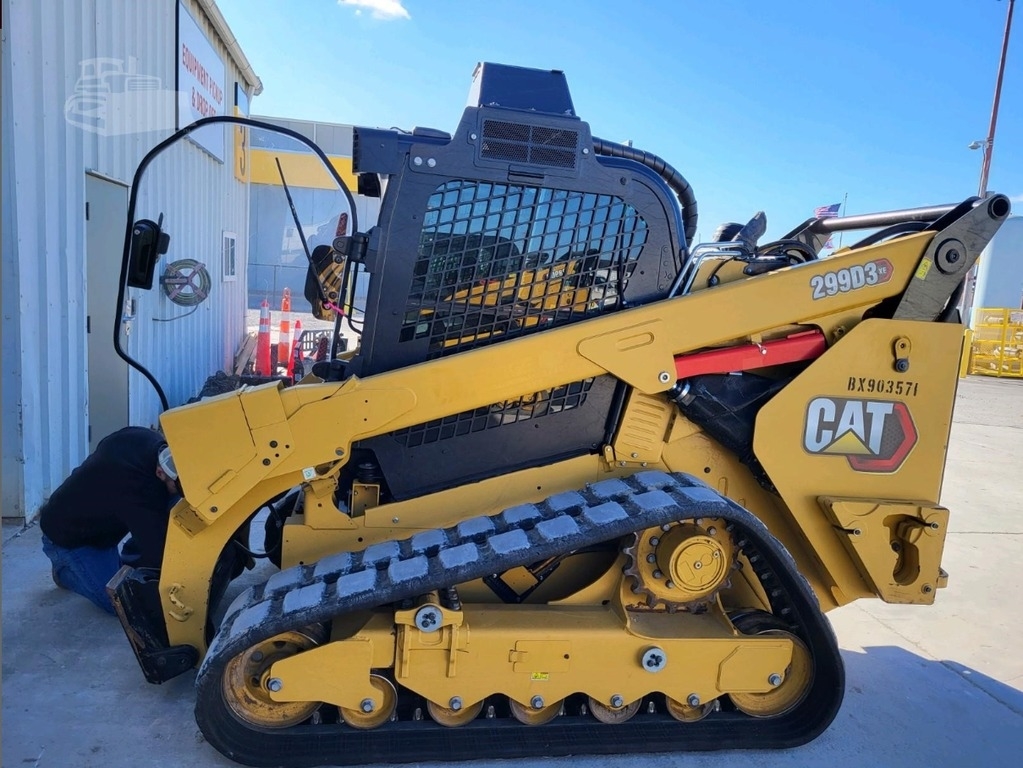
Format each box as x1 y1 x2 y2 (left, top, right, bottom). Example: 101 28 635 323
277 288 291 374
255 298 272 375
287 319 302 377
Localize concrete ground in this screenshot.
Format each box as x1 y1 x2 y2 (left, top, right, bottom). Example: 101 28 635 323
3 375 1022 768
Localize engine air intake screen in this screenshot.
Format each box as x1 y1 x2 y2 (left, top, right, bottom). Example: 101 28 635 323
480 120 578 168
392 379 595 448
401 180 648 357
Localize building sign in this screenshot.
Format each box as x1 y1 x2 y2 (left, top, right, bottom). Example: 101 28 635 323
177 1 226 161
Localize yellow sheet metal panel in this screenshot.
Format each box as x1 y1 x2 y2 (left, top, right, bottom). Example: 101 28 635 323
755 318 963 604
269 639 379 707
161 386 258 511
818 498 949 604
611 390 674 464
959 328 974 378
249 148 357 191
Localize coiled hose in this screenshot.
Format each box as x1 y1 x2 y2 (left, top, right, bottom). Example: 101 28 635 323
160 258 211 306
592 137 698 251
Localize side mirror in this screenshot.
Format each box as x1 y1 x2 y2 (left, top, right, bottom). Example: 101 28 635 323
127 217 170 289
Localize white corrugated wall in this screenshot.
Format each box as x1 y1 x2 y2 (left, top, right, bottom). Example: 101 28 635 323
2 3 25 516
973 216 1023 315
2 0 257 521
126 135 250 418
252 115 385 230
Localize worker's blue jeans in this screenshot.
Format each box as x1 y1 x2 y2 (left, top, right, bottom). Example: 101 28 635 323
41 534 119 614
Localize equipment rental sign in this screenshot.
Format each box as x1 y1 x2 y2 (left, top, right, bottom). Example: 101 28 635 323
177 1 226 162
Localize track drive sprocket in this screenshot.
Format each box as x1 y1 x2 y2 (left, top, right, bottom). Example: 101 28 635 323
623 518 737 612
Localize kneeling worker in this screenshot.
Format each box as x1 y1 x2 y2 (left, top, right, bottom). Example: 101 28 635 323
39 426 179 614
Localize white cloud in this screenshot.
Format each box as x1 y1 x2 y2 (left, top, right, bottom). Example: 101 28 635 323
1008 193 1023 204
338 0 411 20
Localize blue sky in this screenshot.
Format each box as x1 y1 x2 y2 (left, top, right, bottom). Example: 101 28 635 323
216 0 1021 242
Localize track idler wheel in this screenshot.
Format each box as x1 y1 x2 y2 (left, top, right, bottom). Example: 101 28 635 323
339 675 398 729
588 696 641 724
508 697 562 725
729 629 813 717
221 625 327 728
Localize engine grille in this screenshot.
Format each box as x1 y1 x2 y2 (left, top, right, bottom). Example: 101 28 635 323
480 120 579 169
401 180 648 357
392 379 595 448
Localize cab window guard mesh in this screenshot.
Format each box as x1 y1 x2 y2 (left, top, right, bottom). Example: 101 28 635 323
401 180 648 357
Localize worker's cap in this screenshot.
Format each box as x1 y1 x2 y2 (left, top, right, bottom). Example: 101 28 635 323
158 445 178 481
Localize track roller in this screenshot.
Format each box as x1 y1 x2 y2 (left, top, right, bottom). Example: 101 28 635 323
665 695 719 722
508 697 562 725
426 698 484 727
588 696 642 724
339 675 397 729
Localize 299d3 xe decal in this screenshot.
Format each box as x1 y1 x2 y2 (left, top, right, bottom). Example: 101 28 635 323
803 397 918 472
810 258 893 300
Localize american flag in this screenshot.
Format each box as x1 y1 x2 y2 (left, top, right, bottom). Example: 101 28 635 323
814 203 841 219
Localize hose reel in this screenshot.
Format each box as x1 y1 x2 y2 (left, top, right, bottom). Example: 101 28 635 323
160 259 212 306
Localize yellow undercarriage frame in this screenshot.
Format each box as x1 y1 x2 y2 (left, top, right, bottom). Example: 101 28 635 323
261 593 806 723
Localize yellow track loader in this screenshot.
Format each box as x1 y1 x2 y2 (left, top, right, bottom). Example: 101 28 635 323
109 63 1009 767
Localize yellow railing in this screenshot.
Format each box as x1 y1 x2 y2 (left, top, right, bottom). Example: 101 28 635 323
969 308 1023 379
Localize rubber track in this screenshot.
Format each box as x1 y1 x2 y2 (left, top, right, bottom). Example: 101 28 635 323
196 471 844 767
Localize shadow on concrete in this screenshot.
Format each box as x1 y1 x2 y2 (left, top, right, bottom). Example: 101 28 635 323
843 644 1023 713
832 645 1023 766
937 659 1023 714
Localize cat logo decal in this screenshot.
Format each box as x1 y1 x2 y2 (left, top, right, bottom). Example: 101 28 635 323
803 397 917 472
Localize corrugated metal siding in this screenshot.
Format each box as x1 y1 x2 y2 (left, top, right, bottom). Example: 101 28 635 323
251 115 381 229
126 136 249 419
974 216 1023 313
6 0 88 517
2 6 26 517
3 0 253 520
82 0 172 184
259 118 355 156
356 197 382 230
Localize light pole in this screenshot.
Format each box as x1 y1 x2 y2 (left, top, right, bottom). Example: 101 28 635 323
962 0 1015 325
967 137 993 192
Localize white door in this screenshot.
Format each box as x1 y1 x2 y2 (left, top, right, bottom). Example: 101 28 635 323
86 173 129 451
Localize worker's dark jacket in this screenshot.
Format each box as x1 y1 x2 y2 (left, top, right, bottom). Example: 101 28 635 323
39 427 171 569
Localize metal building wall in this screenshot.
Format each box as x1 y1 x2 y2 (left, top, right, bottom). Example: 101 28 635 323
973 216 1023 317
252 116 384 229
126 135 250 418
2 0 256 521
2 3 25 516
4 0 92 519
